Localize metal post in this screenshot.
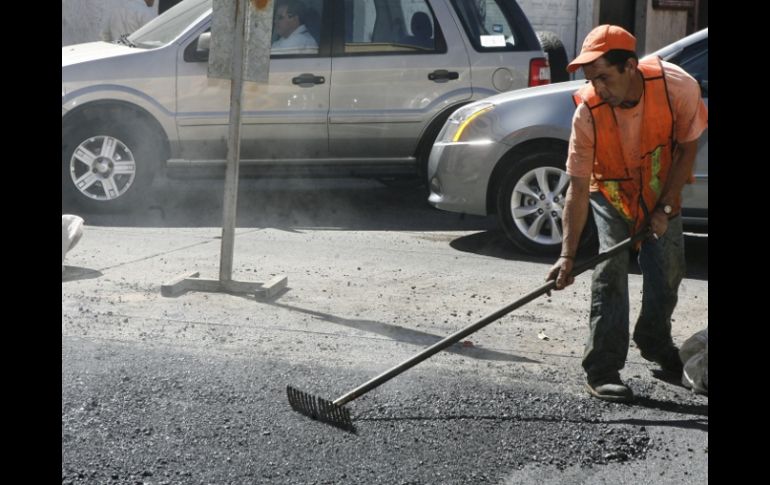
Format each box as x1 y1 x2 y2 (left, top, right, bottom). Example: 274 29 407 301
219 0 248 282
161 0 287 300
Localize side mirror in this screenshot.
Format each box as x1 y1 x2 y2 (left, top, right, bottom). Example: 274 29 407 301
198 32 211 52
183 31 211 62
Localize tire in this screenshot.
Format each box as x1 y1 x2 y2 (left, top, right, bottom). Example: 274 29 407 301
62 117 160 212
496 149 596 256
536 31 569 83
377 113 449 191
416 107 464 187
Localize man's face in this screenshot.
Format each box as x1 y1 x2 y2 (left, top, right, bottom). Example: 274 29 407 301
583 57 636 107
274 6 299 38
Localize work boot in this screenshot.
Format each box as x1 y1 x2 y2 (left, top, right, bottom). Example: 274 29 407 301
641 346 683 377
585 374 634 403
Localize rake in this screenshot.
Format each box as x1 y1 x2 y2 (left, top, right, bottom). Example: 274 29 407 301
287 231 649 432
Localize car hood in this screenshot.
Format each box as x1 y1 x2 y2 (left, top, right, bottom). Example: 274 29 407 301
62 42 141 67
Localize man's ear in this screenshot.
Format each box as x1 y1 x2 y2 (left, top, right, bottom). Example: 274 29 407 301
625 57 639 73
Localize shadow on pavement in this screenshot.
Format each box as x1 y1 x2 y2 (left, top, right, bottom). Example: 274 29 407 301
605 416 708 432
603 393 709 431
266 301 539 364
62 266 103 282
360 412 707 433
630 395 708 417
450 230 708 281
450 229 555 265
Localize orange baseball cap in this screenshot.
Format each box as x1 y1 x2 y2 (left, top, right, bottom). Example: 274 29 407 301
566 25 637 73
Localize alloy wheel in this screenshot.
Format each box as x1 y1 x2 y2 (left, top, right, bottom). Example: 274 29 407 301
69 135 137 201
509 166 569 246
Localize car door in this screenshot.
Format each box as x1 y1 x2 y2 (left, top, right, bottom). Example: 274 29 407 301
327 0 472 165
175 0 331 167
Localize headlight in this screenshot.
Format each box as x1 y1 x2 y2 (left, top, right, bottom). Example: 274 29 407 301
443 103 494 142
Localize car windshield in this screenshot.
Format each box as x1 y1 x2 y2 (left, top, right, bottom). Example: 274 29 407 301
128 0 212 49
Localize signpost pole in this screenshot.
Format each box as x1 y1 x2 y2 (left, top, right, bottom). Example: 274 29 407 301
162 0 287 299
218 0 248 282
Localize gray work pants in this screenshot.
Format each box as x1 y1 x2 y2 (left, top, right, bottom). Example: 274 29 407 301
582 193 686 381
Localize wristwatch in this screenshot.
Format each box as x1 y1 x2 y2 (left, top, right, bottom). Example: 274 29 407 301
658 203 673 215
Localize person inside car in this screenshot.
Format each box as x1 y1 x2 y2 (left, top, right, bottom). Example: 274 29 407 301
546 25 708 403
271 0 318 55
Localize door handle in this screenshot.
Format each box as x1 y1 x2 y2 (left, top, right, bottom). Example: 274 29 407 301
428 70 459 82
292 73 326 87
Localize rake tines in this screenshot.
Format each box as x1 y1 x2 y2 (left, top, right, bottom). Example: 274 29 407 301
286 386 355 432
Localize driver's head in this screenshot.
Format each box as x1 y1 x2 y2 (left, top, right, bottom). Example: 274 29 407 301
274 0 305 39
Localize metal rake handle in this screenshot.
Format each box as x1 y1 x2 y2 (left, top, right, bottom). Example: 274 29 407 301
286 230 650 432
330 230 650 407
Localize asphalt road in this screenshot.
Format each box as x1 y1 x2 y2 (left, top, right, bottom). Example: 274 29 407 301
62 179 708 484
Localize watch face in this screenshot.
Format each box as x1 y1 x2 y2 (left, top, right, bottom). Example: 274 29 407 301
663 205 672 214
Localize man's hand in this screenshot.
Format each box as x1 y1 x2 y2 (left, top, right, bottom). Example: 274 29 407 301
546 257 575 290
649 209 669 240
650 138 698 239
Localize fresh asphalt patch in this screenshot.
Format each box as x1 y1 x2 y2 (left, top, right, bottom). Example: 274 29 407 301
62 336 706 485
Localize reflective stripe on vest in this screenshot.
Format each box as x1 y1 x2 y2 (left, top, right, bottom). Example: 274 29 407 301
572 57 675 234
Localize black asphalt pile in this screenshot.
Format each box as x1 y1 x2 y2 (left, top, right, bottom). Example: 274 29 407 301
359 389 652 470
61 339 666 485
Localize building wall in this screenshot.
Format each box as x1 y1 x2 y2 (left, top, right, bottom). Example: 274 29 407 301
521 0 695 61
518 0 579 60
62 0 159 47
635 0 689 53
574 0 598 70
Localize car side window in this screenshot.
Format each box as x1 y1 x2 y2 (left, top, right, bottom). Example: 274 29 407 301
342 0 446 55
450 0 519 51
184 0 325 63
669 38 708 97
271 0 322 56
451 0 530 52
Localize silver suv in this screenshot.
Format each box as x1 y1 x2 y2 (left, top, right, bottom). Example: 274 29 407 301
62 0 547 211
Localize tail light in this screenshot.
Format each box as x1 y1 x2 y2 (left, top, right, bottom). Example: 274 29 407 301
529 58 551 86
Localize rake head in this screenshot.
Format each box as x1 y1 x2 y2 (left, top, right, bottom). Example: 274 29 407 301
286 386 355 432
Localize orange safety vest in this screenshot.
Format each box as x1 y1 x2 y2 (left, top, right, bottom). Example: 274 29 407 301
572 57 676 236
